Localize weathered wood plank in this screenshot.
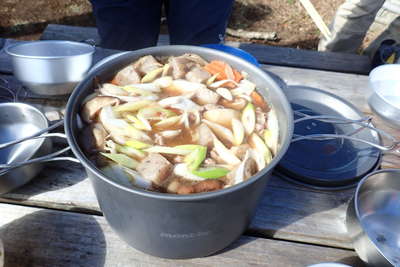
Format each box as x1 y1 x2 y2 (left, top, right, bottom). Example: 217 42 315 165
0 203 363 267
236 42 371 74
40 24 371 74
40 24 170 46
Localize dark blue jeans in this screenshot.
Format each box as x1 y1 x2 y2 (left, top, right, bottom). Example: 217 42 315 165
90 0 234 50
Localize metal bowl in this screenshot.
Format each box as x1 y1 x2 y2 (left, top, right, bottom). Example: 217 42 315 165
0 103 52 194
346 169 400 266
368 64 400 129
5 40 95 96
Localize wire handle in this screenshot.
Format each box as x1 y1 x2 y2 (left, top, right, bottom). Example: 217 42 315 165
292 113 400 154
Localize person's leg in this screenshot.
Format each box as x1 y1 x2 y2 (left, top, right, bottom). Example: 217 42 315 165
364 0 400 56
90 0 163 50
166 0 234 45
318 0 385 53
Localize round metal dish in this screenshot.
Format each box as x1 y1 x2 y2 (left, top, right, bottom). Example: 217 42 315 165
276 86 382 189
368 91 400 129
346 169 400 266
5 40 94 96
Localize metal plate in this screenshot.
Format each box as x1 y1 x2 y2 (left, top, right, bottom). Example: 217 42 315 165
275 86 382 189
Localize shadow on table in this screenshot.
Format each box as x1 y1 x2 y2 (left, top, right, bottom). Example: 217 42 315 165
337 256 366 267
1 159 88 201
0 209 106 266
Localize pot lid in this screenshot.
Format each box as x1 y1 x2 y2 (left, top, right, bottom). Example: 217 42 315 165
275 86 382 189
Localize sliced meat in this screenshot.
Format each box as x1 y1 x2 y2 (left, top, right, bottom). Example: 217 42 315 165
177 179 224 194
185 66 211 83
197 123 214 149
169 56 190 79
230 144 251 160
255 107 268 135
137 153 172 185
193 87 220 105
134 55 163 75
80 123 107 154
180 53 209 66
113 65 141 86
81 96 120 123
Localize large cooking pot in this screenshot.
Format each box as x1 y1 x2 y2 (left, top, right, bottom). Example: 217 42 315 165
64 46 294 258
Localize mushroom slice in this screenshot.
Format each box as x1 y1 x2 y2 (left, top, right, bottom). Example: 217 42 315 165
81 96 120 123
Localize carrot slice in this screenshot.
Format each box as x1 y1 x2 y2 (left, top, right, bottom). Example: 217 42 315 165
250 91 268 110
204 60 243 83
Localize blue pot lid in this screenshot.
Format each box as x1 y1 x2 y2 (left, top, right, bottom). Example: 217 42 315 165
276 86 382 189
201 44 260 67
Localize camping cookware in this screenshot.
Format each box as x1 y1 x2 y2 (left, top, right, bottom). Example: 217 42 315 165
64 45 294 258
0 102 78 194
368 64 400 129
63 45 400 258
5 40 95 96
346 169 400 266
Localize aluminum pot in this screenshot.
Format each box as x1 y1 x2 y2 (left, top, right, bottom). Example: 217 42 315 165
64 45 294 258
346 169 400 266
5 40 95 96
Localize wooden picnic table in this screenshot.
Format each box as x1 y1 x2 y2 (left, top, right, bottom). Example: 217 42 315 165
0 24 398 267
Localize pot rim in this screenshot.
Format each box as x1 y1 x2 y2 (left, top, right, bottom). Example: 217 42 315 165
353 168 400 265
5 40 95 60
65 45 294 201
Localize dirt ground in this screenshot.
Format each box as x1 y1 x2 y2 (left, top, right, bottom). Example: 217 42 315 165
1 0 346 50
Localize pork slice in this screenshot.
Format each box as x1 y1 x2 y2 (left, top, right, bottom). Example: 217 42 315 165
113 65 141 86
80 123 107 154
185 66 211 83
169 56 196 79
180 53 209 66
137 153 172 185
197 123 214 149
194 87 220 105
81 96 120 123
134 55 162 75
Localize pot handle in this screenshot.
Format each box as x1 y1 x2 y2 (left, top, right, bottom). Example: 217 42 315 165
0 146 79 175
0 120 64 150
292 113 400 154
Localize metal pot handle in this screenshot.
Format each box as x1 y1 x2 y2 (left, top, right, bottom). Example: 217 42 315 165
0 119 64 150
0 132 80 174
0 146 79 175
292 113 400 154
